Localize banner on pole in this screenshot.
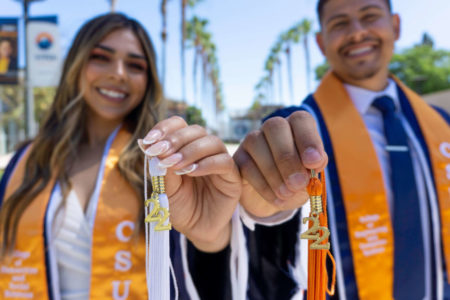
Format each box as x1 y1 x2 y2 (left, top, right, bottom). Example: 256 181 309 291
0 18 19 85
27 16 61 87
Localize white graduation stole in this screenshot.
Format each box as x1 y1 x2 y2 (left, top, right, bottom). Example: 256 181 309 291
144 156 178 300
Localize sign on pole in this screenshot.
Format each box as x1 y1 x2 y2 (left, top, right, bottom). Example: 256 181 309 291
27 16 61 87
0 18 19 84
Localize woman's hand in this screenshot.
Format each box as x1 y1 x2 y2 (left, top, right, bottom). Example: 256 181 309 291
139 116 241 252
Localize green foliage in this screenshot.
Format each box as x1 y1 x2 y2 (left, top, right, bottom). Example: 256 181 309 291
0 85 24 130
34 87 56 124
389 44 450 94
185 105 206 126
315 61 330 81
314 34 450 95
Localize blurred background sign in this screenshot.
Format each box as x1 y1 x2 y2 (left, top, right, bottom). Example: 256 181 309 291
27 16 61 87
0 18 19 84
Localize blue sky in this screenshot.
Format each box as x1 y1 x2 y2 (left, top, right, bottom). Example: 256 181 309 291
3 0 450 113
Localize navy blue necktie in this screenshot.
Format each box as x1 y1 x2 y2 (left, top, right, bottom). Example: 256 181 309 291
372 96 425 299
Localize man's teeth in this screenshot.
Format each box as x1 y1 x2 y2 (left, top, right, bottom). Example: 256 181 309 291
98 88 126 99
348 46 373 56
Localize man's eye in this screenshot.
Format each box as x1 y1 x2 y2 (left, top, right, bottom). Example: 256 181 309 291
363 14 378 22
332 21 348 30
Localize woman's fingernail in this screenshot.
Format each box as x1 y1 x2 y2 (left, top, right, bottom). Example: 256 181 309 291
279 183 294 197
143 130 162 145
287 172 308 190
158 153 183 168
302 147 322 164
174 164 198 175
137 139 146 152
145 141 170 156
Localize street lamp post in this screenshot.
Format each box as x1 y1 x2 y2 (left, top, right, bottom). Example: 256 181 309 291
13 0 45 138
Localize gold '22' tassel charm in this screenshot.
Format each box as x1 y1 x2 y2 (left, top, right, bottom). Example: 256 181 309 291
145 175 172 231
300 170 330 249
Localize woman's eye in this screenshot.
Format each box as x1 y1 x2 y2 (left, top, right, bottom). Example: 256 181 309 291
128 63 146 71
90 54 109 61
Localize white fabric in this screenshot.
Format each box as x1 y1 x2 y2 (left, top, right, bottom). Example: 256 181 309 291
53 190 96 300
145 157 172 300
47 126 120 300
230 208 249 300
239 204 299 231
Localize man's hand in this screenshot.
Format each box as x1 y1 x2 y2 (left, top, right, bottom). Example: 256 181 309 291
233 111 328 218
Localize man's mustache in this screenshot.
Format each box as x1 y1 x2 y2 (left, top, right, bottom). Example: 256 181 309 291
338 37 380 54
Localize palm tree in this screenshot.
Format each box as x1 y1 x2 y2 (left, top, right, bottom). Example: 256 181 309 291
180 0 202 103
299 19 312 93
186 16 208 106
108 0 117 12
160 0 170 92
271 42 283 104
280 31 294 104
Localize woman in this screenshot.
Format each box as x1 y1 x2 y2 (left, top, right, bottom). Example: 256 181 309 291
0 13 242 299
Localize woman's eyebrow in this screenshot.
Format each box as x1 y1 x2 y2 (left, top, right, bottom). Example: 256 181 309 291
94 44 146 60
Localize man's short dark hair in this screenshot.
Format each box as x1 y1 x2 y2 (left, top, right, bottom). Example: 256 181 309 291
317 0 392 24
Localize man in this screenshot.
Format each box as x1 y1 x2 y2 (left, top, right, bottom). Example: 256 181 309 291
235 0 450 299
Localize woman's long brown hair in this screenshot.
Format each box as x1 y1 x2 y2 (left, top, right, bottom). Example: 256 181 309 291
0 13 163 258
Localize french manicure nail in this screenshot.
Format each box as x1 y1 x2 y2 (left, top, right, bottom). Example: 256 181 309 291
287 172 308 190
143 130 162 145
158 153 183 168
302 147 322 164
174 164 198 175
137 139 146 152
145 141 170 156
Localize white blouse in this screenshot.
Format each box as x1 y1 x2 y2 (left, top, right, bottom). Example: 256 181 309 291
52 190 95 300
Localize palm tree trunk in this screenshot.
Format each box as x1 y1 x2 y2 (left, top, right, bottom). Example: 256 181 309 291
160 0 168 93
193 47 199 107
303 36 311 93
285 45 294 104
277 62 283 104
180 0 187 103
109 0 117 12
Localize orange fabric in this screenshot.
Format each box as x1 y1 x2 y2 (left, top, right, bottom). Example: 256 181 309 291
313 72 450 298
315 72 393 299
1 147 50 299
0 129 148 299
306 172 335 300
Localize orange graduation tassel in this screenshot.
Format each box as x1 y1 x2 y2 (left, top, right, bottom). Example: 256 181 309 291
301 170 336 299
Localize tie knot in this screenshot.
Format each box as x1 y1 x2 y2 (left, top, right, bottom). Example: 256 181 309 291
372 96 396 114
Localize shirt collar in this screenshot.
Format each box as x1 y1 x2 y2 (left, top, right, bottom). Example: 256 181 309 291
344 78 400 114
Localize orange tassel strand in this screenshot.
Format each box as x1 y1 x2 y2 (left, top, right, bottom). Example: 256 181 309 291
300 170 336 299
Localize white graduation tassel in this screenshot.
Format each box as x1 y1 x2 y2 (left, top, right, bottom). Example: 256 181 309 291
144 156 173 300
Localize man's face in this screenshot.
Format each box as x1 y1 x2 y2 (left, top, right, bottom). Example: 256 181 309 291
316 0 400 84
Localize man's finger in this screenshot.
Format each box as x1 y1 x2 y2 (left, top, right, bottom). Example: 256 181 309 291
262 116 309 194
288 110 328 171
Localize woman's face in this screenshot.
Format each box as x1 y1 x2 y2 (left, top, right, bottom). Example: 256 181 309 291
80 28 148 125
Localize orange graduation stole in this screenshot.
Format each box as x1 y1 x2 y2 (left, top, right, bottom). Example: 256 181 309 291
313 72 450 299
0 129 148 299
